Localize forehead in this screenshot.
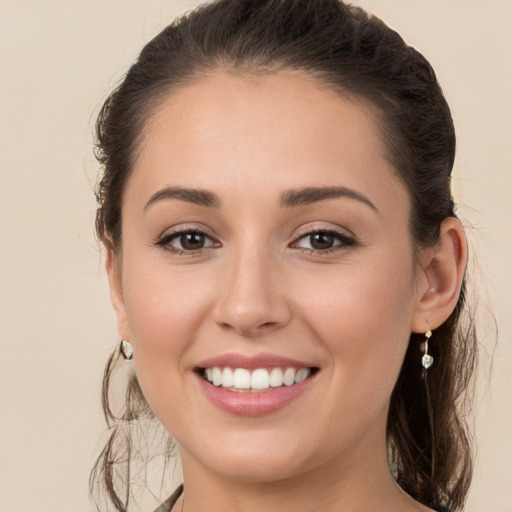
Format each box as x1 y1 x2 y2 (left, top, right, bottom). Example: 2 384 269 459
127 70 408 216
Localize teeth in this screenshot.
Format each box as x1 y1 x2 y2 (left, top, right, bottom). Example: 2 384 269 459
295 368 310 383
283 367 295 386
221 367 233 387
203 366 312 391
269 368 284 387
212 367 222 386
233 368 251 389
251 369 269 390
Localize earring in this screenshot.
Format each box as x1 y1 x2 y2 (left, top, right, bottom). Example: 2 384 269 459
120 339 133 360
421 330 434 369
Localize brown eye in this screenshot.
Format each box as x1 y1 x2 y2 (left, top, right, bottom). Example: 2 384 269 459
294 229 355 253
180 232 206 250
157 229 218 254
309 232 336 250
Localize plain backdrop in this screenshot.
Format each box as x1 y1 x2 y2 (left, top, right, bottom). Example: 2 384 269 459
0 1 511 511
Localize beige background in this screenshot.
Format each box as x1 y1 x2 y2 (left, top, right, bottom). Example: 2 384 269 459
0 1 510 511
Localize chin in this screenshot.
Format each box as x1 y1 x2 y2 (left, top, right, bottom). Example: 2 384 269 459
207 454 310 483
180 427 326 484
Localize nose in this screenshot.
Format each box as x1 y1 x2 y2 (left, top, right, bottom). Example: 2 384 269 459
212 243 292 337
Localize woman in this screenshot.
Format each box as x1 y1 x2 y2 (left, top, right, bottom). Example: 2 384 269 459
91 1 476 511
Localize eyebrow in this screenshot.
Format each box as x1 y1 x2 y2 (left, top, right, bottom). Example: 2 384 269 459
144 186 221 211
279 186 378 212
144 185 378 212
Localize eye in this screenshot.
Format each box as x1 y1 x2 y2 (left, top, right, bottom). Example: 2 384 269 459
293 229 355 254
156 228 219 254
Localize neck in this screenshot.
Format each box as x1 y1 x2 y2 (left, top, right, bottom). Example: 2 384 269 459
177 430 430 512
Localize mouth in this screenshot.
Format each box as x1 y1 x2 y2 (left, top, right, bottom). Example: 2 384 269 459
194 353 320 416
196 366 320 393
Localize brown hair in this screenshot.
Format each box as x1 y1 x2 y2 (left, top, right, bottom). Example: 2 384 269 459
91 1 476 510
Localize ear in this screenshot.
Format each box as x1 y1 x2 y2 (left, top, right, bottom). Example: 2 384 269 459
105 248 131 341
411 217 467 332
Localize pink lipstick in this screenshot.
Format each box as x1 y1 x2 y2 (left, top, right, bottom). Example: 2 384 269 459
194 352 319 417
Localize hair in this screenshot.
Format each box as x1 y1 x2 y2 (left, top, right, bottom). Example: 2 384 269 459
91 1 477 511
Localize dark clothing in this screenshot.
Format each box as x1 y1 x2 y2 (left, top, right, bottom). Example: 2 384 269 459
153 484 183 512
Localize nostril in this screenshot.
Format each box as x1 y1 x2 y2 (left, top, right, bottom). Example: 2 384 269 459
217 319 280 338
212 278 292 335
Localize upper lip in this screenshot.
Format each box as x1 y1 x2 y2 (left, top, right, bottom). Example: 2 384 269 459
195 352 318 370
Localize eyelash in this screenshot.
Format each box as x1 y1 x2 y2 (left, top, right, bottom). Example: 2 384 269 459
155 226 218 256
155 226 356 256
293 227 356 255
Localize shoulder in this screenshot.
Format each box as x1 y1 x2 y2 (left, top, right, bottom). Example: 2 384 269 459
153 484 183 512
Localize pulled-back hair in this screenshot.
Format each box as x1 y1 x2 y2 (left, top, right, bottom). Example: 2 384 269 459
92 1 476 510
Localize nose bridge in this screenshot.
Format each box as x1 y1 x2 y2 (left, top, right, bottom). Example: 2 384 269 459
212 235 290 336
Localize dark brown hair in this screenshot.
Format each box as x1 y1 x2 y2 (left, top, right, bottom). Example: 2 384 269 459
91 1 476 510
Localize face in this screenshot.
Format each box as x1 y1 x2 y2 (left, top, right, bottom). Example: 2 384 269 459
108 71 428 482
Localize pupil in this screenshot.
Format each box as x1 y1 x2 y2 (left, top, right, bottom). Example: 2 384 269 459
311 232 333 250
181 232 204 250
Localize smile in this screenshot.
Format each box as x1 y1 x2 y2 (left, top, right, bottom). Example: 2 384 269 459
195 358 319 416
202 366 313 392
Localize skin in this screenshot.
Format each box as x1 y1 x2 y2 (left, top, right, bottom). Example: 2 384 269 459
107 71 467 512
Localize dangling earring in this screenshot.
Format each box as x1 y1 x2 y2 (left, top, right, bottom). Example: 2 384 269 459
120 339 133 360
421 329 433 369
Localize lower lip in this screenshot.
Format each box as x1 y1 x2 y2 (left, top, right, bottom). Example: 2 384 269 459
196 373 315 417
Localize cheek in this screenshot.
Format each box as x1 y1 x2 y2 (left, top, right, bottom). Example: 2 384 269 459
294 256 416 394
123 258 210 343
121 259 213 407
